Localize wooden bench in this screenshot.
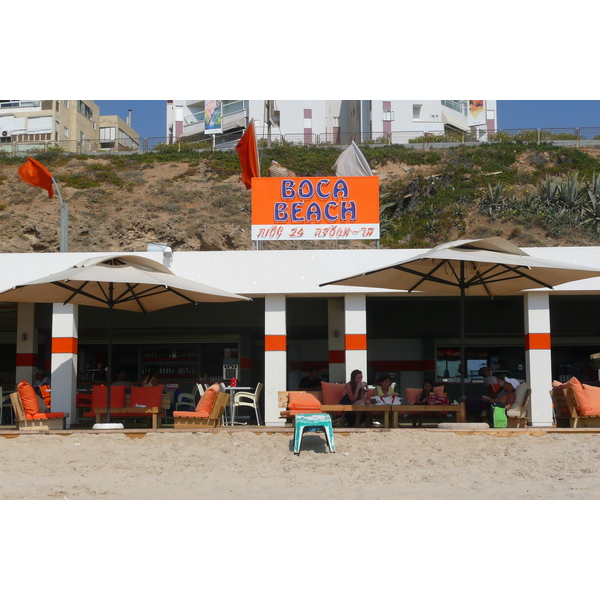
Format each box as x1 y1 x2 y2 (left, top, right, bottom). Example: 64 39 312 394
278 390 392 427
10 392 68 431
391 403 466 427
94 406 163 429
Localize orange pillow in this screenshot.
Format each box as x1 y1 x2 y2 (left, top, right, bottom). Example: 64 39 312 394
560 377 588 415
39 384 52 410
196 383 220 413
321 382 345 405
579 384 600 416
288 392 321 410
17 379 40 418
92 385 126 409
405 386 445 405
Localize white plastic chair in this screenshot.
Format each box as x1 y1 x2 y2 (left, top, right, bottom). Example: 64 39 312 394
232 382 263 426
175 383 205 412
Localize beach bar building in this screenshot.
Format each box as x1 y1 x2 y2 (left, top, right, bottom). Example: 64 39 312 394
1 246 600 428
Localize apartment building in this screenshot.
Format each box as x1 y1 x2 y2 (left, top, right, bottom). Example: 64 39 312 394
167 100 497 145
0 100 139 150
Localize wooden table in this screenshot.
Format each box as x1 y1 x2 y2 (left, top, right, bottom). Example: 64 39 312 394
94 406 162 429
391 403 466 427
319 405 391 428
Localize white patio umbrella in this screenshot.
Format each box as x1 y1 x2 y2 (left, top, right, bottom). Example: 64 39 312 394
0 254 250 422
320 237 600 396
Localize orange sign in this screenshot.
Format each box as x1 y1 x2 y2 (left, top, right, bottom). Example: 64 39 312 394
251 176 380 241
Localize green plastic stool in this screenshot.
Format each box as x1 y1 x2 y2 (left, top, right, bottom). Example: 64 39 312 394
293 413 335 455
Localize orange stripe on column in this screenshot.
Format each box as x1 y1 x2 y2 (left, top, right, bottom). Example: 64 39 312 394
52 337 78 354
525 333 551 351
16 353 37 367
345 334 367 351
265 335 286 351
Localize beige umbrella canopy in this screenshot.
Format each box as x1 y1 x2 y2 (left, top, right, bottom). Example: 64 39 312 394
0 254 250 419
320 237 600 395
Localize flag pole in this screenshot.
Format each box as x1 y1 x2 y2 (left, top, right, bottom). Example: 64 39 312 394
52 177 68 252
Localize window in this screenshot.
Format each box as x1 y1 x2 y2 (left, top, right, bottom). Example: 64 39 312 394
383 110 394 121
64 100 70 108
413 104 422 120
78 101 93 120
63 126 69 138
441 100 467 115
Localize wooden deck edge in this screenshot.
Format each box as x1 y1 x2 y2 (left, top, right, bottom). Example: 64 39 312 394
3 425 600 440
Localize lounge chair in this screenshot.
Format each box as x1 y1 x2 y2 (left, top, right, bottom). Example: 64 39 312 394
11 379 69 430
551 377 600 427
173 383 229 428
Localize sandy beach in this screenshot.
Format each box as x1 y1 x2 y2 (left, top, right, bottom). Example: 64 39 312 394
2 428 600 500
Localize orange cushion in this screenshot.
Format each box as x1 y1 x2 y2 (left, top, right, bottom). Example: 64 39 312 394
196 383 220 413
40 384 52 410
173 410 210 418
17 379 40 418
561 377 600 416
288 392 321 411
131 386 163 408
321 382 345 405
92 385 126 410
405 386 445 405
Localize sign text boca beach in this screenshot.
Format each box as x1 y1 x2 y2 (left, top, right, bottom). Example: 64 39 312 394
251 176 380 241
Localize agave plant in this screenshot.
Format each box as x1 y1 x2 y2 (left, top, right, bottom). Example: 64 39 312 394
580 190 600 234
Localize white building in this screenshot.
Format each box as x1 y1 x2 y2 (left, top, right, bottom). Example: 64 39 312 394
0 243 598 430
166 100 498 145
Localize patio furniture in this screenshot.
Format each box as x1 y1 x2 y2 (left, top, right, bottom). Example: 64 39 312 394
11 379 68 430
175 383 205 412
39 384 52 411
1 387 14 425
83 385 127 421
293 413 335 455
279 391 323 420
551 378 600 428
173 391 229 428
506 382 530 428
232 382 263 426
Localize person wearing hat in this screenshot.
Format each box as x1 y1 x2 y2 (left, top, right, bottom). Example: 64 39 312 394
32 369 50 397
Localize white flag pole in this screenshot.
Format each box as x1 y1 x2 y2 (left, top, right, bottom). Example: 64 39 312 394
52 177 68 252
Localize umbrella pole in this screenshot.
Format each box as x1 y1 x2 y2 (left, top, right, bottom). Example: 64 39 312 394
106 303 113 422
460 264 466 398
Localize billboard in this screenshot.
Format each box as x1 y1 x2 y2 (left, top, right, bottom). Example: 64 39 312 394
204 100 222 134
468 100 486 126
251 176 380 241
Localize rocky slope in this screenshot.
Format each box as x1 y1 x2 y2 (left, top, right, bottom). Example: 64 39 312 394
1 144 600 254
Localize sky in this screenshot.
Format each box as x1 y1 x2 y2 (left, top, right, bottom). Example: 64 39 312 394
93 100 600 141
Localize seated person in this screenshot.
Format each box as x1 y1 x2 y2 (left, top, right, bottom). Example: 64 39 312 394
373 373 399 403
413 379 446 427
338 369 369 427
483 377 519 410
479 366 501 398
299 368 322 391
463 376 519 416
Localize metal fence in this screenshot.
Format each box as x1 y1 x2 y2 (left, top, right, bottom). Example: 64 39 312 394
2 127 600 157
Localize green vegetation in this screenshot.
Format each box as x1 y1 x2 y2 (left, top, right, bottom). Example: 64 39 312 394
3 140 600 248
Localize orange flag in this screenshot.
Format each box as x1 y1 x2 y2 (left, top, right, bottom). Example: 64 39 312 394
18 156 55 199
235 120 260 189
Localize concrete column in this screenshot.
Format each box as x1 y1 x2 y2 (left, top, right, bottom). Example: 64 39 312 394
15 303 38 384
51 303 78 427
264 295 287 427
344 294 367 382
327 298 345 384
524 292 553 426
